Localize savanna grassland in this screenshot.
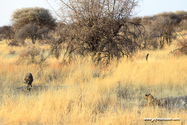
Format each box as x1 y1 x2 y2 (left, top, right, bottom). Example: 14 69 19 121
0 31 187 125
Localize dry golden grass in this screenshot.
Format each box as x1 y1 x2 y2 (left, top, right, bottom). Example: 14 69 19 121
0 34 187 124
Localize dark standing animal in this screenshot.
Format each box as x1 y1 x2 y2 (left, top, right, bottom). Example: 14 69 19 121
146 53 149 61
24 73 33 91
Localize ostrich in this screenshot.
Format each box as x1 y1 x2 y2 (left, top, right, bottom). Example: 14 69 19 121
146 53 149 61
24 73 33 91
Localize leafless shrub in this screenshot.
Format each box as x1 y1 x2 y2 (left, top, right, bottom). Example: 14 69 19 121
170 39 187 56
49 28 70 60
51 0 143 64
16 45 48 66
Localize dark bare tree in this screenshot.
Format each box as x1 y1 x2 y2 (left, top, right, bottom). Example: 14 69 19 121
50 0 143 64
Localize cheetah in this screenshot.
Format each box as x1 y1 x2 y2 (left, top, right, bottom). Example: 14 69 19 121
144 94 162 106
